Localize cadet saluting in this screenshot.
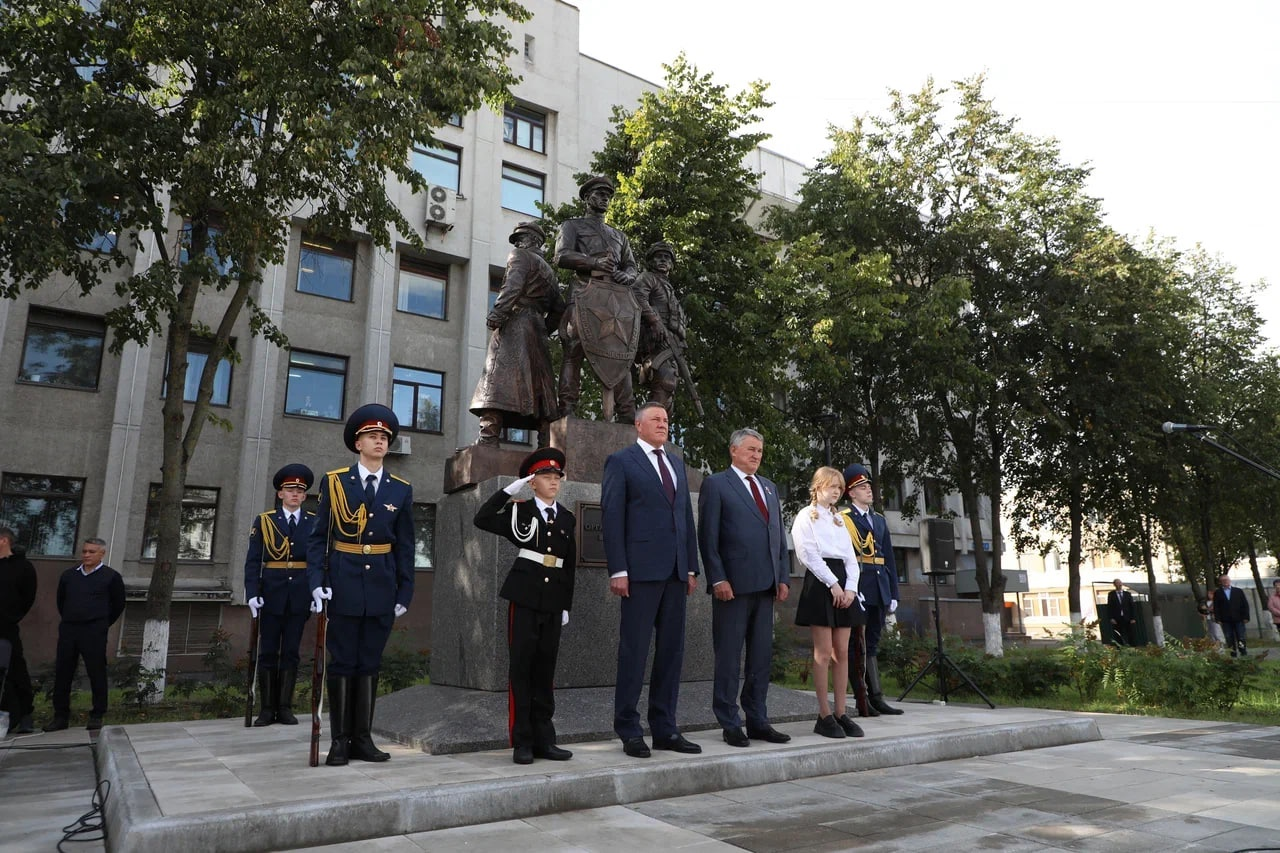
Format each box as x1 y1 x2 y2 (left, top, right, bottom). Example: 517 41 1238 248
473 447 577 765
245 464 315 726
308 404 414 766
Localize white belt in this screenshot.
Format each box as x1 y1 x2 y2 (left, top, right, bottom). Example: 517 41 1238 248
518 548 564 568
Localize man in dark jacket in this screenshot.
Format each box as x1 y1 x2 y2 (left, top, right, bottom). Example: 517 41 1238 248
1107 579 1138 646
473 447 576 764
0 526 38 734
1211 574 1250 658
44 538 125 731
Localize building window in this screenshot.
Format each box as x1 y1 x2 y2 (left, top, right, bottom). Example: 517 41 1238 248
392 366 444 433
141 485 219 560
414 503 436 570
1023 593 1065 618
0 473 84 557
523 34 535 63
396 258 447 319
18 309 106 390
285 351 346 420
882 472 906 513
500 164 544 217
409 144 461 192
119 602 222 656
162 339 233 405
923 478 946 516
503 105 545 153
297 237 356 301
179 220 233 276
893 547 909 585
447 113 463 128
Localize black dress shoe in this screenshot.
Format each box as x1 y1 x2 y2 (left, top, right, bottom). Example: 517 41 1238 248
622 737 651 758
871 698 904 715
12 715 35 734
723 727 750 747
814 715 846 739
836 714 865 738
42 718 69 733
533 744 573 761
746 725 791 744
513 745 534 765
653 733 702 754
86 716 104 732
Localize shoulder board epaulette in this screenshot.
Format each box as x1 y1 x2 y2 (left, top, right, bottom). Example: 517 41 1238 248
259 511 276 522
511 498 527 503
326 467 348 476
390 474 411 485
304 510 316 517
839 507 852 517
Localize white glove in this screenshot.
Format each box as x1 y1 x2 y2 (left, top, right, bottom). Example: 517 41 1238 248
889 599 899 614
394 604 407 618
311 587 332 614
248 596 264 618
857 591 867 607
561 610 569 627
504 474 536 495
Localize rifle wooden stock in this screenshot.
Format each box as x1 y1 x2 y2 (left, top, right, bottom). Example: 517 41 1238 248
309 605 327 767
244 613 260 728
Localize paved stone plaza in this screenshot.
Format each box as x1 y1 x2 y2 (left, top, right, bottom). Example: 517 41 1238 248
2 699 1279 852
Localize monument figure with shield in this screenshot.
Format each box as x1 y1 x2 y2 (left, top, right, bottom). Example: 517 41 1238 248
554 175 642 422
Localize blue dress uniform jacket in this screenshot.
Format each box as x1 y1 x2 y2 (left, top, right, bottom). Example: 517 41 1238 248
306 466 415 618
841 507 899 607
245 510 315 616
474 489 576 614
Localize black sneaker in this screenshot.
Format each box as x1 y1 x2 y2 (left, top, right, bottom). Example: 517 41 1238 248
836 714 865 737
42 717 69 732
814 715 846 739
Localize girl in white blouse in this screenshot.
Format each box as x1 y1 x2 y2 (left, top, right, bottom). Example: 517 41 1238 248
791 466 865 738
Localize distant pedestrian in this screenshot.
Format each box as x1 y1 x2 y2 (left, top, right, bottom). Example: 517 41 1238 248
1211 574 1249 658
0 527 37 735
43 538 125 731
1266 579 1280 635
1107 579 1138 646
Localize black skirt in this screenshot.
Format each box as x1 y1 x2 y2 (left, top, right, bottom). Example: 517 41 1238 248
794 557 867 628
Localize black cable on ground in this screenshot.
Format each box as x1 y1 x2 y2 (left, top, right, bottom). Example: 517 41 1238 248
57 779 110 852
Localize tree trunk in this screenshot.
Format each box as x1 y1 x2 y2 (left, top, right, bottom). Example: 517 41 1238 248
982 611 1002 656
1141 515 1164 646
1151 613 1165 645
1067 480 1084 634
1245 538 1273 642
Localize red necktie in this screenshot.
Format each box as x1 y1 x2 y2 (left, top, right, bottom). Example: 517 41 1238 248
746 475 769 521
653 449 676 504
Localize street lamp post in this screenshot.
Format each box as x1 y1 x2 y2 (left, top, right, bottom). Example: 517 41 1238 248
815 412 839 467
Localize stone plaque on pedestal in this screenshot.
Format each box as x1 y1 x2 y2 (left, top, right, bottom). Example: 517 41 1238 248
430 474 714 691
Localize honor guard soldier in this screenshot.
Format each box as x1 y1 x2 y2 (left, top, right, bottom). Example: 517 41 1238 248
473 448 577 765
840 464 904 717
245 464 315 726
308 404 414 765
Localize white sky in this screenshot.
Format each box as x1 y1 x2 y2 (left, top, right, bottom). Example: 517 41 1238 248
573 0 1280 343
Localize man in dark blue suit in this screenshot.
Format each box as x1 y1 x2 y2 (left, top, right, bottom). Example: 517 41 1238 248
1212 574 1250 657
245 463 315 726
698 428 791 747
841 463 903 716
308 404 414 765
603 401 702 757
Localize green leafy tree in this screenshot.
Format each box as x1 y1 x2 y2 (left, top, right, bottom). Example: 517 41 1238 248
540 55 801 474
1 0 525 694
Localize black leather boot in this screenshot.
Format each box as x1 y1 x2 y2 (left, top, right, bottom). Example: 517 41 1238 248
253 668 278 726
867 656 904 715
348 674 390 762
276 667 299 725
325 675 351 766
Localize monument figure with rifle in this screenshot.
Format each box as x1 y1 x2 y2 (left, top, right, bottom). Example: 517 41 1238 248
634 241 702 417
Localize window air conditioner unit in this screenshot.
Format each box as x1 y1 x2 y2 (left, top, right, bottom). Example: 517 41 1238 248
388 435 412 455
425 185 457 229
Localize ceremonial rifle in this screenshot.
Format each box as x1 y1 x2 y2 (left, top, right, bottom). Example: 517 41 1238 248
244 516 265 727
309 492 334 767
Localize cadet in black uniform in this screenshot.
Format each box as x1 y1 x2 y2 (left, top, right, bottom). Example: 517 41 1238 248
474 448 577 765
244 463 315 726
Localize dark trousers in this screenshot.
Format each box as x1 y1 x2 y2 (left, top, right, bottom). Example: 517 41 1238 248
326 613 394 677
0 627 34 720
1111 619 1136 646
1220 620 1247 657
507 603 562 748
53 620 110 717
257 607 309 669
614 577 687 741
863 603 887 656
711 589 773 730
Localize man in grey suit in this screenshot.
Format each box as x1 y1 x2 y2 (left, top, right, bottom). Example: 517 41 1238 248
602 401 702 758
698 428 792 747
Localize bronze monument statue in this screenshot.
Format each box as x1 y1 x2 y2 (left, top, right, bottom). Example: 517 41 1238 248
469 221 565 445
554 175 642 422
634 241 702 416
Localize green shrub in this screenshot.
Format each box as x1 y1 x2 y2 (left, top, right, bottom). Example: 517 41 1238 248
1105 638 1262 713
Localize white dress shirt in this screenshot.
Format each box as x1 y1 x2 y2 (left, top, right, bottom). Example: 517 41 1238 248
790 504 859 591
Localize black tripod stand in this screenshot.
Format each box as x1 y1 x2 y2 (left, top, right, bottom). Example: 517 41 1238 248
898 569 995 708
